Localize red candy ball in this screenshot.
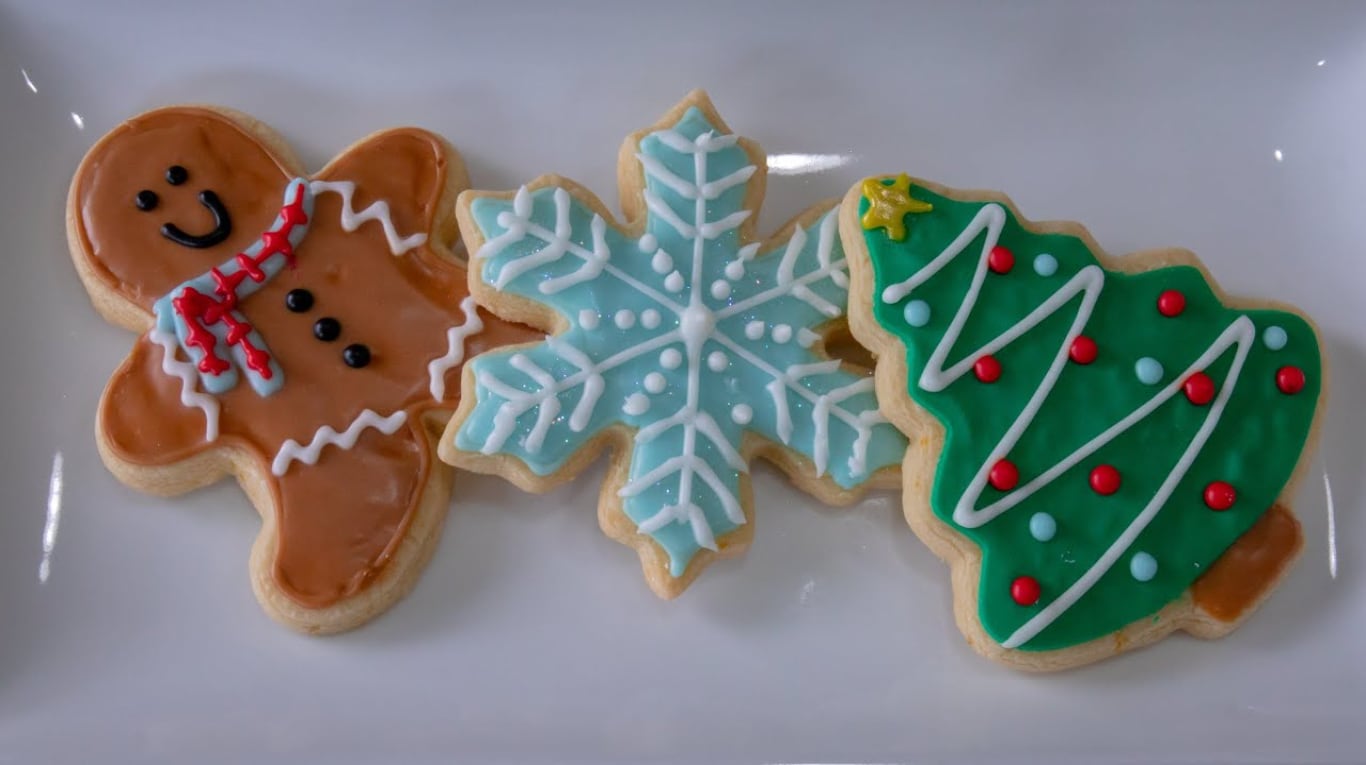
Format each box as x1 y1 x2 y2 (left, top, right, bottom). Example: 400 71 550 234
1183 372 1215 405
1157 289 1186 317
1089 464 1121 495
974 355 1002 383
1204 480 1237 511
989 459 1019 491
1276 366 1306 395
988 245 1015 274
1011 576 1042 606
1069 335 1098 365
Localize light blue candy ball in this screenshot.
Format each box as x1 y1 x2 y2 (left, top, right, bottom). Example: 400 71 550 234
904 299 931 328
1033 253 1058 277
1029 512 1057 542
1134 357 1163 385
1130 551 1158 582
1263 325 1288 351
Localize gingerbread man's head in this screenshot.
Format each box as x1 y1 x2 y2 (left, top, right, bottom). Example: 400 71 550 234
68 107 537 633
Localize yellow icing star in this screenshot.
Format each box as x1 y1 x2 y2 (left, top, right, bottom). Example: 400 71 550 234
860 174 933 241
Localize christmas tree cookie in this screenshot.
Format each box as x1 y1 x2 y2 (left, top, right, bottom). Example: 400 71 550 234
440 92 905 597
841 175 1325 670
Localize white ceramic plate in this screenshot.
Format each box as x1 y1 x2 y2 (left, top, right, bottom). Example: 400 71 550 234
3 1 1364 762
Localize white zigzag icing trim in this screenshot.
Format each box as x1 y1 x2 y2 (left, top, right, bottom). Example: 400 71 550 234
271 409 408 476
309 180 427 256
147 327 220 442
427 296 484 401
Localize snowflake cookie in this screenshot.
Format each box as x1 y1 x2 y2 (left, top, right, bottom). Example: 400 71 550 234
842 174 1325 670
441 91 905 596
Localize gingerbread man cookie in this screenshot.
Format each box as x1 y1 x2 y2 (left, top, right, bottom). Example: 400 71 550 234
441 92 905 597
68 107 538 633
842 175 1326 670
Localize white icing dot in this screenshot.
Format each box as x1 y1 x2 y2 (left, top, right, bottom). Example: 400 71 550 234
744 320 765 340
771 324 793 343
623 393 650 416
640 309 661 329
578 309 599 329
614 309 636 329
644 372 667 394
664 271 685 292
659 348 682 369
730 403 753 425
710 280 732 301
707 351 728 371
796 328 820 347
1263 325 1288 351
639 233 658 253
651 250 672 274
724 261 745 280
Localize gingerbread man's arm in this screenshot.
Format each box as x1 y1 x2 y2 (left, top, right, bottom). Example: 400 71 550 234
262 415 447 621
97 335 233 495
312 127 465 265
312 126 544 415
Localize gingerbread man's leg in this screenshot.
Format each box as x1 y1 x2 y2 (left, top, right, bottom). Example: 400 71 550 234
249 416 451 634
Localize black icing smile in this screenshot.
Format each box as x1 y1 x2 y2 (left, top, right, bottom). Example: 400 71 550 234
160 190 233 249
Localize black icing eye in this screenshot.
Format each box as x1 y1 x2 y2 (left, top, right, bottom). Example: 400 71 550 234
285 289 314 313
165 165 188 185
135 190 158 211
313 317 341 342
343 344 371 368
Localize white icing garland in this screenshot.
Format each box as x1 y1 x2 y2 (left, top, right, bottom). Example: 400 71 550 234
427 296 485 401
271 409 408 477
146 327 220 442
475 128 883 552
881 202 1255 649
309 180 426 256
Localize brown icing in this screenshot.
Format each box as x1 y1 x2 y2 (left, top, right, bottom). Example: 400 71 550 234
74 108 539 609
1191 503 1303 623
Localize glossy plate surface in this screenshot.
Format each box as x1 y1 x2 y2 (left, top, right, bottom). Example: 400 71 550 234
2 1 1363 762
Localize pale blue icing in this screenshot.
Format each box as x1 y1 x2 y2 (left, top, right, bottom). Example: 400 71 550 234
1028 511 1056 542
1129 551 1158 582
151 178 313 397
456 107 905 576
1262 325 1288 351
903 299 931 327
1134 356 1164 386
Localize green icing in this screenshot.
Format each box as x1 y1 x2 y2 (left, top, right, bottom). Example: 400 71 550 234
862 183 1321 651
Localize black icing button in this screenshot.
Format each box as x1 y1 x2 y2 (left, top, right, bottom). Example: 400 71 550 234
165 165 188 185
342 343 371 368
285 288 314 313
313 317 341 342
135 190 158 211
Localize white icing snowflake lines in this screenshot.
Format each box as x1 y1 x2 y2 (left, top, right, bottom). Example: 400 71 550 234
448 93 903 592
